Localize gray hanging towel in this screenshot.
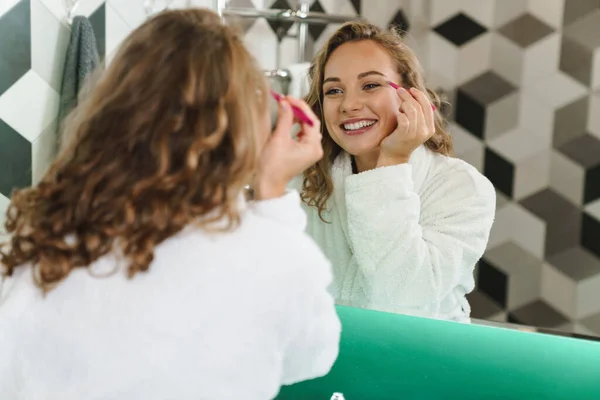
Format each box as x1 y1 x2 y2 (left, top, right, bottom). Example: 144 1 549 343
58 15 100 149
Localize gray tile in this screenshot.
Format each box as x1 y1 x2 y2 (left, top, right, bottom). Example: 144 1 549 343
467 290 504 319
548 246 600 281
484 241 543 276
563 9 600 51
498 13 554 48
459 71 516 106
553 95 589 148
0 118 32 198
559 35 593 86
0 0 31 96
563 0 600 26
559 133 600 168
581 310 600 335
520 189 582 256
508 300 570 328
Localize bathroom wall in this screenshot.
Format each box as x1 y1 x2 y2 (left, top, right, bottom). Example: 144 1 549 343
1 0 599 335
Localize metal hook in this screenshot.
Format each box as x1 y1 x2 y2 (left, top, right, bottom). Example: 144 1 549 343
65 0 79 24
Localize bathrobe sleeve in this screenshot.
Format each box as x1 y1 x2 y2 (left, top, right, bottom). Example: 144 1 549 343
344 163 496 309
250 190 307 232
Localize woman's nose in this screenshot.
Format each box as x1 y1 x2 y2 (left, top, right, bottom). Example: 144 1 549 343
340 93 363 113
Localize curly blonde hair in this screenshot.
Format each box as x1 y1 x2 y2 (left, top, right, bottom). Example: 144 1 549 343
0 8 268 291
301 22 454 221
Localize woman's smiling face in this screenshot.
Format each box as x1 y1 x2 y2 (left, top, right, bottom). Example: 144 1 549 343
322 39 402 159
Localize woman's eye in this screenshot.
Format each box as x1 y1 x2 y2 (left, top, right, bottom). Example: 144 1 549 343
364 83 381 90
325 88 342 95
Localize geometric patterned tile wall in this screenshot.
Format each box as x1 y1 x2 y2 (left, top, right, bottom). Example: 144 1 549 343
1 0 599 336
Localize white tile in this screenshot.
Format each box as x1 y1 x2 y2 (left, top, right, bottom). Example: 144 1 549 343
527 0 565 29
461 0 495 27
312 23 339 59
517 92 554 145
488 128 550 163
362 0 404 27
490 33 523 87
585 199 600 221
541 262 576 318
243 18 278 70
38 0 105 25
31 0 71 93
31 119 58 185
426 32 459 91
485 92 519 141
457 32 492 85
0 0 22 19
489 203 546 258
508 204 546 258
521 32 561 86
513 150 551 200
492 0 527 28
0 193 10 234
107 0 146 29
319 0 358 16
279 35 299 69
428 0 460 26
105 2 133 65
524 71 587 110
450 122 482 153
457 146 484 173
577 274 600 319
0 70 60 143
588 92 600 140
550 151 585 206
190 0 213 8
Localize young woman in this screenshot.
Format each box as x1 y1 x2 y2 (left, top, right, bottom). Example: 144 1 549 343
293 22 496 322
0 9 340 399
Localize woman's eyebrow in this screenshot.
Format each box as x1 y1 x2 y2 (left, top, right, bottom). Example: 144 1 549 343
323 70 385 85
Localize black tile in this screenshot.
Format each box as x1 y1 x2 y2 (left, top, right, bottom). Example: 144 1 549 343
467 289 504 319
581 212 600 258
483 147 514 198
89 3 106 60
477 258 508 308
0 0 31 96
584 164 600 204
0 119 32 198
308 0 327 41
268 0 294 41
460 71 516 105
388 9 410 36
455 90 485 139
433 12 487 46
350 0 361 14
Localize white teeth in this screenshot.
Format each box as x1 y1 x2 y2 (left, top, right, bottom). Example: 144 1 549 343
343 120 376 131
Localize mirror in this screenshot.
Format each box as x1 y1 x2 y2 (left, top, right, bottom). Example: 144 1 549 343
229 0 600 341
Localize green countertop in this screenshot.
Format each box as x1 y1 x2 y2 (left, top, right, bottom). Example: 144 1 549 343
276 306 600 400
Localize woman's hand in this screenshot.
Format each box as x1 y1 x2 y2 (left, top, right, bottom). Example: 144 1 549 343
377 87 435 168
254 97 323 200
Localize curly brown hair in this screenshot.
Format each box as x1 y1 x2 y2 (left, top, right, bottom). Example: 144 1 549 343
301 22 454 221
0 8 268 291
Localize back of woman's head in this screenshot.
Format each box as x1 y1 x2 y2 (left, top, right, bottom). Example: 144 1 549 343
0 8 268 290
302 21 453 219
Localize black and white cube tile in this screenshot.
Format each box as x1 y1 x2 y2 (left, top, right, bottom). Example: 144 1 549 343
1 0 600 335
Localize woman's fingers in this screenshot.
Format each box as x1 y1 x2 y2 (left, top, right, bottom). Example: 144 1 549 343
408 88 435 134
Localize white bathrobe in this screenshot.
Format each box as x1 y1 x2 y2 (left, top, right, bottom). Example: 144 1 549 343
0 192 340 400
291 145 496 322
